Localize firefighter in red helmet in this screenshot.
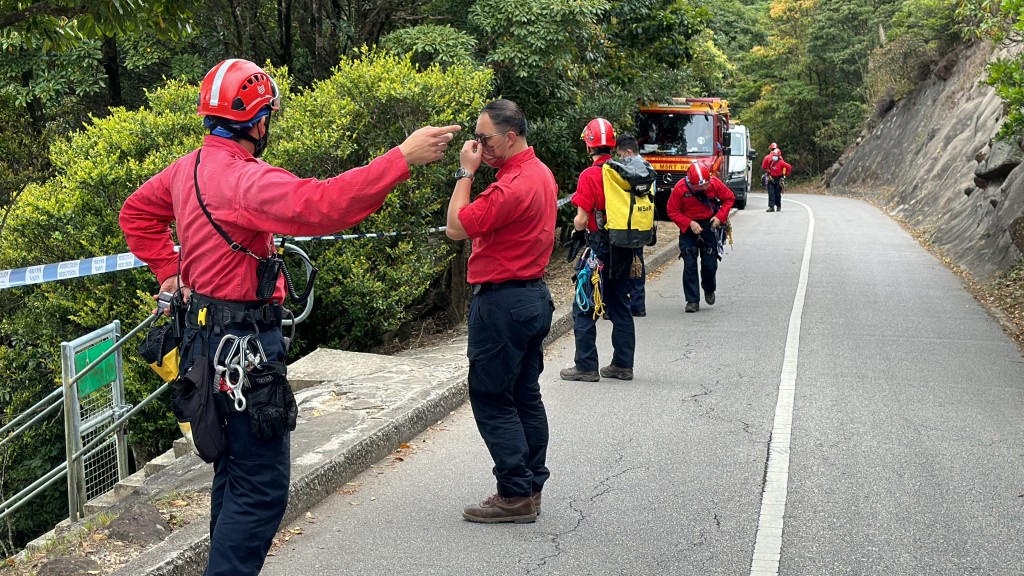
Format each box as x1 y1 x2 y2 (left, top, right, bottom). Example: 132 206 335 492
560 118 638 382
119 59 460 576
761 146 792 212
666 161 735 312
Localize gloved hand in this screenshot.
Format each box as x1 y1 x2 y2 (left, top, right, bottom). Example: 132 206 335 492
564 229 587 263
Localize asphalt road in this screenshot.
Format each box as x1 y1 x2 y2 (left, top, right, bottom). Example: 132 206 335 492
262 193 1024 576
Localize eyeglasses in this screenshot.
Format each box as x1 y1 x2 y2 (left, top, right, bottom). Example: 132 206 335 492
474 131 510 149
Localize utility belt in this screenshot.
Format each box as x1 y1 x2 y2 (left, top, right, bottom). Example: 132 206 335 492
187 293 284 331
471 278 544 295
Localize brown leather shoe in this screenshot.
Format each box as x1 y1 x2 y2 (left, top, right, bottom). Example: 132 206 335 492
559 367 599 382
600 365 633 380
463 493 537 523
532 491 542 516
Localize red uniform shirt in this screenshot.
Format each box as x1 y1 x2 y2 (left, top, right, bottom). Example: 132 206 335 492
570 154 612 232
458 147 558 284
119 135 410 301
761 154 792 178
666 176 735 231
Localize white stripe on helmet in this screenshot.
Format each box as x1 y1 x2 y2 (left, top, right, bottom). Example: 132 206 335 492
598 119 610 145
209 59 242 108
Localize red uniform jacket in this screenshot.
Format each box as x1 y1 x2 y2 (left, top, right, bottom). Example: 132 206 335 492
457 147 558 284
570 154 612 232
761 154 792 178
666 176 735 232
119 135 409 301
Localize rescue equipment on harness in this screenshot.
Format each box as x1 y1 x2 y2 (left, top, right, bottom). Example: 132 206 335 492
193 150 319 303
573 247 605 319
139 291 186 381
597 157 657 249
689 183 733 260
212 331 296 438
715 221 733 260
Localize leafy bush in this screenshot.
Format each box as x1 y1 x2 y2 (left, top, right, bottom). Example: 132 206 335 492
380 25 478 70
865 0 961 107
961 0 1024 137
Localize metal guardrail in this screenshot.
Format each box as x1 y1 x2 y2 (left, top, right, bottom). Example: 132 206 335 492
0 243 315 526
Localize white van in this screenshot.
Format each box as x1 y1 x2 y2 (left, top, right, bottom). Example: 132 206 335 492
725 123 755 209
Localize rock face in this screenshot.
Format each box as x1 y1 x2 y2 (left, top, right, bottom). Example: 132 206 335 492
37 557 101 576
828 40 1024 279
105 502 171 546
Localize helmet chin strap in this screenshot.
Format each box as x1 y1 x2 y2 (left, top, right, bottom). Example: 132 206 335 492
210 112 272 157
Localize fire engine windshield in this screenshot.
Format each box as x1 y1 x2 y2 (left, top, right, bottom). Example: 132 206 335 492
635 112 715 156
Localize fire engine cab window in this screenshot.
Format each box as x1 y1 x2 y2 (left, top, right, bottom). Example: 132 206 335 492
634 113 715 156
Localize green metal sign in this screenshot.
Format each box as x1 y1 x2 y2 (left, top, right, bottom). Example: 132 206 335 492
74 338 115 397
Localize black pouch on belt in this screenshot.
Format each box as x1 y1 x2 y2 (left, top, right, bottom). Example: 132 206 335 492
245 361 297 438
171 356 225 463
139 323 181 382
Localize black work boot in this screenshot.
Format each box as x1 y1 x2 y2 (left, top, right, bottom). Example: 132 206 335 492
463 493 537 524
705 291 715 305
559 367 599 382
685 302 699 313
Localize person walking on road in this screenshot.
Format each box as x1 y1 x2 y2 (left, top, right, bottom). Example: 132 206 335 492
615 133 654 317
560 118 637 382
667 161 735 313
761 144 792 212
445 99 557 524
119 58 459 576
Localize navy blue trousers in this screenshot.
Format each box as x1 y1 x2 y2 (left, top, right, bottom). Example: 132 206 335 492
629 250 646 315
572 242 635 371
767 179 783 209
467 282 554 498
181 322 290 576
679 226 719 304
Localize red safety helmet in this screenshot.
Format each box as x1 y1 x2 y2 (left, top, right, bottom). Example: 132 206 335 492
581 118 615 148
773 149 783 158
197 59 281 122
686 162 712 189
769 142 778 150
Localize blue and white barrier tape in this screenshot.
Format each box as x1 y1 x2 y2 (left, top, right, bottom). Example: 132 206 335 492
0 252 148 290
0 196 576 289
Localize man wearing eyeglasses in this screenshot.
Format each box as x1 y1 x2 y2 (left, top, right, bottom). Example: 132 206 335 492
446 99 557 524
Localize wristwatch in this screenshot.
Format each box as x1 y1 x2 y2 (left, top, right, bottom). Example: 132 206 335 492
454 168 475 181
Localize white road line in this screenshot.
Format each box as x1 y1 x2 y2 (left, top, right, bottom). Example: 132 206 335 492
750 197 815 576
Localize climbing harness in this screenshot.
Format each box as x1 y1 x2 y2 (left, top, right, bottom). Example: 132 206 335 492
574 248 605 319
213 333 268 412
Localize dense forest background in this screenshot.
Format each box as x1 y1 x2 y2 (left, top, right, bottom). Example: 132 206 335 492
0 0 1020 556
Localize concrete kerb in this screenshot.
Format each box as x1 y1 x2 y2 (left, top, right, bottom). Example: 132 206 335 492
108 237 683 576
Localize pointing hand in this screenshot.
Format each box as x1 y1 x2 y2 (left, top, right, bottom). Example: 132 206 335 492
399 125 462 166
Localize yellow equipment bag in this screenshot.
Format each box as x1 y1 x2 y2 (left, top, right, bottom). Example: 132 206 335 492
600 157 656 249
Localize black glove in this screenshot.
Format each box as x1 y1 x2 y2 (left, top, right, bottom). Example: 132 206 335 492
564 229 586 263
